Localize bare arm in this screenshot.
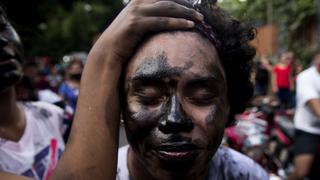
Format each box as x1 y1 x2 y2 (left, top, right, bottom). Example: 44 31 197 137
51 0 203 179
0 172 32 180
271 68 278 94
307 99 320 119
260 56 273 72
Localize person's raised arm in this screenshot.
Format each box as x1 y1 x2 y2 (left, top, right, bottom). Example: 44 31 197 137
51 1 203 179
0 172 32 180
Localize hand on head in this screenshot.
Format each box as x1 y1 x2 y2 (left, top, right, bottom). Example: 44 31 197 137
91 0 203 64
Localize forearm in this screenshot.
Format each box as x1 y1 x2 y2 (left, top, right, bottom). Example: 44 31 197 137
0 172 32 180
51 1 201 179
271 73 277 93
51 43 122 180
307 99 320 119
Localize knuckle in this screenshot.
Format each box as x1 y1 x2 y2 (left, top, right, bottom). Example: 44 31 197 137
158 17 169 26
128 4 140 14
176 18 187 25
191 9 199 16
127 15 140 29
157 1 177 10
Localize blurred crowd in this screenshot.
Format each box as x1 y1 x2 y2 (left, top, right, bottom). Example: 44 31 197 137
6 42 320 179
1 1 320 179
231 51 320 179
254 51 302 110
12 49 320 179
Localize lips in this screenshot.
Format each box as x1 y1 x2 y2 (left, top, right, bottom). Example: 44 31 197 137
155 143 199 161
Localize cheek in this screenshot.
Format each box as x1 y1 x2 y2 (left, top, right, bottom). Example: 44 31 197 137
125 97 164 136
186 104 227 128
184 103 228 147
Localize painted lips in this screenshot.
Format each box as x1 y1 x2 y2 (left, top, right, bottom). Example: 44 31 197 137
156 143 198 161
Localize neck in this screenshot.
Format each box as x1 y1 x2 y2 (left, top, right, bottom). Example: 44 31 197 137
0 87 26 142
128 147 209 180
0 87 20 126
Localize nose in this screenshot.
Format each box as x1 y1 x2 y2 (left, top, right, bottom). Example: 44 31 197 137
159 96 194 134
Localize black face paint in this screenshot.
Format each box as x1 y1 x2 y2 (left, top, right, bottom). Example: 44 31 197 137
123 32 229 179
158 95 194 134
125 53 197 152
133 53 193 81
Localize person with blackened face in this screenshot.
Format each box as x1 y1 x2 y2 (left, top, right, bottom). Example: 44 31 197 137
0 7 65 180
21 0 268 179
116 1 268 179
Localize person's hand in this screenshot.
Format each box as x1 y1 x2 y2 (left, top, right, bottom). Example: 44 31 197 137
91 0 204 64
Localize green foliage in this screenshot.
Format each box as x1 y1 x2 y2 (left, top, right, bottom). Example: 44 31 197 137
219 0 319 64
37 1 123 60
219 0 316 26
1 0 123 61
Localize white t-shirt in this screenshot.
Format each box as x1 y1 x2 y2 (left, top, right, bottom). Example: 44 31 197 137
0 101 65 180
38 89 62 104
294 66 320 135
116 145 269 180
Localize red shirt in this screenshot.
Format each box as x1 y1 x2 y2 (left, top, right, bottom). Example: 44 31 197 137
273 64 291 89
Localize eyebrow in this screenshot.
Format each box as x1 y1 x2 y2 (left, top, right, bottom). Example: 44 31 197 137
184 77 224 91
131 75 219 86
132 73 170 82
185 76 220 84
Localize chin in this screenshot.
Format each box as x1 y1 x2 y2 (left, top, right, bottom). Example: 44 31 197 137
142 149 212 179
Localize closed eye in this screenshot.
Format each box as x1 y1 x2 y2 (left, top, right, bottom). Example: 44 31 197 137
187 96 216 106
134 87 166 106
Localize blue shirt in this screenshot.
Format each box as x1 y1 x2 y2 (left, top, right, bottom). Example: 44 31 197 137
59 82 79 111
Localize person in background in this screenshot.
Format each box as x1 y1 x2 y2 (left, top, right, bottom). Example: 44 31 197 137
289 53 320 180
0 6 65 179
272 52 294 109
47 65 63 92
58 59 83 112
287 51 302 108
254 55 273 96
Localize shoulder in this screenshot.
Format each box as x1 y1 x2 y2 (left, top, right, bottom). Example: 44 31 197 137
26 101 63 113
298 67 316 80
209 146 269 180
22 101 64 120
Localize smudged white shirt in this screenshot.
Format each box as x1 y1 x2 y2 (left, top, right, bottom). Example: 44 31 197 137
116 145 269 180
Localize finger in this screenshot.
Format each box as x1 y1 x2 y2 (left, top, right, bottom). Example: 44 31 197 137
160 0 194 9
142 17 195 32
135 0 194 8
141 1 203 21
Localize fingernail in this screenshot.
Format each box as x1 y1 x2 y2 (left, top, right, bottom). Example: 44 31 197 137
197 12 204 21
187 20 195 27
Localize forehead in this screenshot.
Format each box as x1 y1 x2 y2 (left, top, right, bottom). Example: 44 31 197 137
126 31 221 79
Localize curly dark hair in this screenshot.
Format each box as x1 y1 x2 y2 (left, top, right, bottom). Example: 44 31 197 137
194 2 256 125
121 1 256 126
